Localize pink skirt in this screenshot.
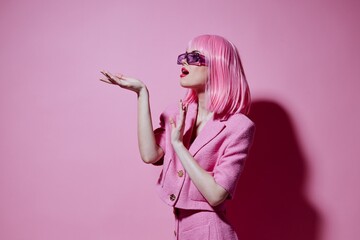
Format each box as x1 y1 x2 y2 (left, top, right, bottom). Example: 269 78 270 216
173 208 239 240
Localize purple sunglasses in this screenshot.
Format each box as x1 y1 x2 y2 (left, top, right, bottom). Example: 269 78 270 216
177 51 207 66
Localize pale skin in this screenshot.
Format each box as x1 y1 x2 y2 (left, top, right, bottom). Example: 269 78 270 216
100 58 229 206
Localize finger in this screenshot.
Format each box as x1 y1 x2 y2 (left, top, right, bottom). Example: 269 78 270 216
99 77 111 82
183 103 188 119
101 70 117 82
100 70 110 78
178 99 184 116
114 74 128 86
169 117 176 129
178 100 187 128
115 73 124 79
100 71 114 82
105 71 116 80
99 78 114 84
109 73 126 86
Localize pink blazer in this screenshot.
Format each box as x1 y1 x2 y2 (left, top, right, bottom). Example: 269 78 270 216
154 102 255 211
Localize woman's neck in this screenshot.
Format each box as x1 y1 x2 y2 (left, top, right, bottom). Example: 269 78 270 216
196 91 213 123
190 91 213 143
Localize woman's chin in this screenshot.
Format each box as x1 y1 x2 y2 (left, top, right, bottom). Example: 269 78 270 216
179 79 190 88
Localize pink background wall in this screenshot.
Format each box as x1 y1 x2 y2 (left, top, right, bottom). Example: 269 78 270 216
1 0 359 239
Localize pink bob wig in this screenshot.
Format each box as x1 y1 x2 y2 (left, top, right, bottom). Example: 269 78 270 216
183 35 251 119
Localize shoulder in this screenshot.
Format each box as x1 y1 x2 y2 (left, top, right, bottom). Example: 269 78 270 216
220 113 256 142
223 113 255 131
220 113 256 149
158 103 178 119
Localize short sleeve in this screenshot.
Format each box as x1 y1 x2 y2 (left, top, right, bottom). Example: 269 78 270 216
153 112 167 165
213 122 255 198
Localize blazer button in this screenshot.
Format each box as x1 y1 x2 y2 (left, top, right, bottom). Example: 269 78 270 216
177 170 184 177
170 194 176 201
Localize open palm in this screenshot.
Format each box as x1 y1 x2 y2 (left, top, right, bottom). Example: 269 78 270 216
100 70 145 94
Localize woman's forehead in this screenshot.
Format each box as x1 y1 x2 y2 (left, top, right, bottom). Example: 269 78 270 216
186 49 202 54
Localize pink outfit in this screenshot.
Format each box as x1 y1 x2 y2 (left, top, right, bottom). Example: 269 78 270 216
153 102 255 239
173 208 238 240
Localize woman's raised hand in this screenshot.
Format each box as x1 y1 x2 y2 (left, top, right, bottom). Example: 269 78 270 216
100 70 146 95
169 100 188 145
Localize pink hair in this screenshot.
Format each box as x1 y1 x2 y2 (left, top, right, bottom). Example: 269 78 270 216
183 35 251 119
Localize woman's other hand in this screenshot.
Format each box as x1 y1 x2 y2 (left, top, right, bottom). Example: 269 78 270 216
169 100 187 146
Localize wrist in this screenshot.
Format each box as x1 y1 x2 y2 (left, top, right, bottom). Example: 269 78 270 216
137 86 148 98
171 140 185 150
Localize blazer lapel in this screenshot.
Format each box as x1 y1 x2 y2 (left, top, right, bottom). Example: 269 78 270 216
189 117 226 157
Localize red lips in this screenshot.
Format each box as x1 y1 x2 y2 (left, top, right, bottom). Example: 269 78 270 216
180 67 189 78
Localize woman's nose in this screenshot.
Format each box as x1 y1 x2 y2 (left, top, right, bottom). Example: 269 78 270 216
181 58 188 65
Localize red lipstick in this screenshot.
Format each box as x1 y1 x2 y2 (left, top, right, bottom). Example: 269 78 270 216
180 67 189 78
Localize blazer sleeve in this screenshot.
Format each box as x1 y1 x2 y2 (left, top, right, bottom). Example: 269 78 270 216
213 121 255 198
152 110 168 166
154 112 166 149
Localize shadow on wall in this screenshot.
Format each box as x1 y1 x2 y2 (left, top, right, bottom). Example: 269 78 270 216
227 100 321 240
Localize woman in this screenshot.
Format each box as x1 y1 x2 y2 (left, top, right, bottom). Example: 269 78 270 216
100 34 255 240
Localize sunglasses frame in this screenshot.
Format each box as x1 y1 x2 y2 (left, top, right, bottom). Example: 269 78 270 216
177 51 207 66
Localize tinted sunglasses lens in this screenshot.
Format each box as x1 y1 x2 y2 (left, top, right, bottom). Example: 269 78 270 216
177 53 187 64
186 53 200 64
177 52 206 65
